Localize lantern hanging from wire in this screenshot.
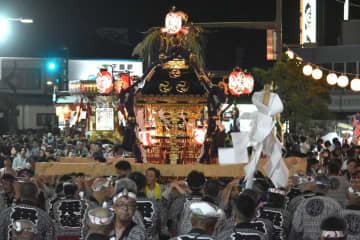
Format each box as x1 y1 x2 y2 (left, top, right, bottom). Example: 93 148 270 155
326 73 338 86
350 77 360 92
285 50 294 59
303 64 313 76
312 68 323 80
337 75 349 88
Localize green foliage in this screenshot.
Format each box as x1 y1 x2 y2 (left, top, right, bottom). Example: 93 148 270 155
253 54 333 133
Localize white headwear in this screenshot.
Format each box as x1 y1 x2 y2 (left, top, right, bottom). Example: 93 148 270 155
13 220 37 233
268 188 286 196
92 178 111 192
190 202 221 218
112 188 137 203
88 208 114 225
321 231 345 238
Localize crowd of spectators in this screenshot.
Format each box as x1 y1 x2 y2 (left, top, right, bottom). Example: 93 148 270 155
0 129 357 239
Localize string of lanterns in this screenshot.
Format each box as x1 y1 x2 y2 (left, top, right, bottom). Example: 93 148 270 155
285 49 360 92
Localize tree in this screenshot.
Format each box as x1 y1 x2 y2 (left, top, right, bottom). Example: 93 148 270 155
253 54 332 134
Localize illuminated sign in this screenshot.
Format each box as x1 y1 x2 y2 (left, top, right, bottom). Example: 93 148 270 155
68 59 143 82
96 108 114 131
301 0 317 44
266 29 276 60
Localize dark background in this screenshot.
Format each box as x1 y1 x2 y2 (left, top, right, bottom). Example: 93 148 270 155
0 0 358 70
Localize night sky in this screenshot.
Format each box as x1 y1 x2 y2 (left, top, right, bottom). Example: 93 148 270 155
0 0 358 70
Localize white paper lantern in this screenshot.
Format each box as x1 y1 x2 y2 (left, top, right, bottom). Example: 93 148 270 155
192 128 207 145
337 75 349 88
326 73 337 85
228 71 254 95
303 64 313 76
285 50 294 59
350 77 360 92
312 68 323 80
96 71 113 94
165 12 182 35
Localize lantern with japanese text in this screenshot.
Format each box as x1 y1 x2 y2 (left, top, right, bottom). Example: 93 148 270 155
228 70 254 96
96 70 113 94
164 12 182 35
115 74 131 94
192 127 207 145
139 129 156 147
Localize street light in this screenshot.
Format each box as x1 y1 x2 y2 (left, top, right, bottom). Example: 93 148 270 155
7 18 34 24
48 62 56 70
0 18 9 40
0 17 34 40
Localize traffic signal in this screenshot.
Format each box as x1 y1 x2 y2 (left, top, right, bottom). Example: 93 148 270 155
47 61 57 70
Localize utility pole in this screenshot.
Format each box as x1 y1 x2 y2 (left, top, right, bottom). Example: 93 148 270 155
196 0 283 59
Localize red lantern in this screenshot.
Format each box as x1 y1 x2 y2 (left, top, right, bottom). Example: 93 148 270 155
80 82 85 93
192 128 207 145
96 71 113 94
165 12 182 35
139 129 156 147
115 74 131 94
228 71 254 96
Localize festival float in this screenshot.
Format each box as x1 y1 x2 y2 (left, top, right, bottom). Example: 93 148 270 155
120 8 259 164
55 7 259 164
56 64 137 143
41 8 303 181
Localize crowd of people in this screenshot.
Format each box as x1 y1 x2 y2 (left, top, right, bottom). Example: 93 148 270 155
0 129 359 239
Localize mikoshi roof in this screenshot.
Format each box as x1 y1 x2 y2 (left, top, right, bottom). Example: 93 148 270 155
138 49 208 97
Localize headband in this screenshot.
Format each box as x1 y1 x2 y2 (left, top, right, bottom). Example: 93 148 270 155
88 212 114 225
321 231 345 238
92 179 111 192
112 189 137 203
190 202 221 218
315 180 330 186
268 188 286 196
